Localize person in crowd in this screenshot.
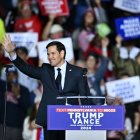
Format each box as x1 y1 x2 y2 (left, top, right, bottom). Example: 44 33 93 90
12 0 42 67
91 0 108 23
23 95 43 140
14 0 42 40
84 34 109 58
107 112 133 140
49 24 64 40
68 0 89 28
0 66 31 140
14 47 38 93
42 12 71 41
107 97 133 140
112 35 140 78
135 52 140 65
2 35 91 140
85 39 108 104
78 9 97 57
42 14 56 41
133 103 140 140
1 47 38 104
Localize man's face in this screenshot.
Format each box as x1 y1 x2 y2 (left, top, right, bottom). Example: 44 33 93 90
47 45 64 67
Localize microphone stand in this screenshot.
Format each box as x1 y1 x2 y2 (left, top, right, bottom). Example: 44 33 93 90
83 68 90 105
2 65 13 140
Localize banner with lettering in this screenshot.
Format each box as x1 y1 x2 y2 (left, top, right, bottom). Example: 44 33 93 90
115 16 140 40
47 105 124 130
5 33 38 57
38 0 69 16
114 0 140 13
106 76 140 103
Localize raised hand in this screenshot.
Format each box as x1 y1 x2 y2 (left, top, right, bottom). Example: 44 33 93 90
49 13 56 21
1 35 16 55
101 37 109 48
115 35 123 45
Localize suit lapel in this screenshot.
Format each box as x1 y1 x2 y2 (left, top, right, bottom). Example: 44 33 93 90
47 65 57 89
63 63 72 92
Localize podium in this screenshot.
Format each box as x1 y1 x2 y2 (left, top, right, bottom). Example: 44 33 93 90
47 96 124 140
66 130 106 140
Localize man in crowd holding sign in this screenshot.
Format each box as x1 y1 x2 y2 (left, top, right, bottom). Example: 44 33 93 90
1 35 91 140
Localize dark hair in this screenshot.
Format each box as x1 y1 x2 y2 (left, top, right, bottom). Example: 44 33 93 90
81 9 97 32
15 47 28 55
86 52 99 64
118 72 130 79
46 41 66 59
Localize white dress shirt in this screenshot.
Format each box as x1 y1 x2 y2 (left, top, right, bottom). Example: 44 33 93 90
54 61 67 90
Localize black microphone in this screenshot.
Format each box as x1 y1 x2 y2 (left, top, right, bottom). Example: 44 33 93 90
83 68 87 76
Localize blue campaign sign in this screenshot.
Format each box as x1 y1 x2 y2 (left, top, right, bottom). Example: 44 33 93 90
115 16 140 40
47 105 124 130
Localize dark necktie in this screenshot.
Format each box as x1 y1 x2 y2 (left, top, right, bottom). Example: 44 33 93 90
55 68 62 93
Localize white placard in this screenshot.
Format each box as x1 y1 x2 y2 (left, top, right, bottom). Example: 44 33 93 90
37 37 74 63
119 47 140 60
5 32 38 57
114 0 140 13
106 76 140 103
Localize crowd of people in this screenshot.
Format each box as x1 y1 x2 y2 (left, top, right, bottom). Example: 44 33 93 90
0 0 140 140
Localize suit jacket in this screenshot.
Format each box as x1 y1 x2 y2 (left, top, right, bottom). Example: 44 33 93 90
12 56 91 126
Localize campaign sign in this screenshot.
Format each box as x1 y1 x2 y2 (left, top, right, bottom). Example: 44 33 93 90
5 33 38 57
38 0 69 16
106 76 140 104
114 0 140 13
115 16 140 40
47 105 124 130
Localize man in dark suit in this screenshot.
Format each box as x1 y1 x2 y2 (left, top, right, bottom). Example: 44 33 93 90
2 36 91 140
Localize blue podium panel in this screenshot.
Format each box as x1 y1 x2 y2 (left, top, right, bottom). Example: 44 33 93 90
47 105 124 130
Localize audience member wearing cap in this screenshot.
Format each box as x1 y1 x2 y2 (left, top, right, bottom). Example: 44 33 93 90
50 24 63 34
42 13 65 40
49 24 64 39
